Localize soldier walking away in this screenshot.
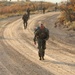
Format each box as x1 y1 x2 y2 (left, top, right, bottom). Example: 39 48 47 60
43 7 46 14
22 13 29 29
34 24 49 60
55 7 57 12
27 8 30 18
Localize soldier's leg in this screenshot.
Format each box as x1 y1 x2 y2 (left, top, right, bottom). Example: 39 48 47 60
41 40 46 60
41 49 44 60
38 49 42 60
41 48 45 60
25 21 28 29
23 21 25 29
24 20 27 29
38 40 42 60
42 40 46 49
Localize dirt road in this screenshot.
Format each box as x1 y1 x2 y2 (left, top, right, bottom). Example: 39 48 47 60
0 12 75 75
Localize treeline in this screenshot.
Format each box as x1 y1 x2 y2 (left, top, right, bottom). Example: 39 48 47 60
0 1 54 18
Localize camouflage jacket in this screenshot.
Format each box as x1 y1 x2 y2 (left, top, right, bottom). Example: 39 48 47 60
34 27 49 42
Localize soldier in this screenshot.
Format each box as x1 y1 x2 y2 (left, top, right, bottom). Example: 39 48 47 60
22 13 29 29
27 8 30 18
43 7 46 14
34 24 49 60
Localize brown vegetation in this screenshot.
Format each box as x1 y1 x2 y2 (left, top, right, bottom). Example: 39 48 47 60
0 1 54 19
56 0 75 31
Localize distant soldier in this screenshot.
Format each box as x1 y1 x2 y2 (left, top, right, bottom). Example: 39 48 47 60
34 24 49 60
55 7 57 12
27 8 30 18
22 13 29 29
55 3 58 12
43 7 46 14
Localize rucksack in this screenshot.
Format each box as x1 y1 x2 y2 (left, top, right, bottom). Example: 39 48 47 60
34 27 40 34
22 14 28 21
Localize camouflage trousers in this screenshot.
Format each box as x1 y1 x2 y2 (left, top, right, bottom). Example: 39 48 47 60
37 39 46 58
23 20 28 29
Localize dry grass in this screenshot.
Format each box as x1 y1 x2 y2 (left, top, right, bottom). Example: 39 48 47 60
67 21 75 31
0 1 54 19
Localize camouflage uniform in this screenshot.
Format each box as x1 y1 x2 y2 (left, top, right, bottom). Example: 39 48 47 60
34 27 49 60
22 13 29 29
27 8 30 18
43 7 46 14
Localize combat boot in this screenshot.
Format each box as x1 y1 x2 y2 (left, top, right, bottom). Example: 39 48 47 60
42 57 44 60
39 57 41 60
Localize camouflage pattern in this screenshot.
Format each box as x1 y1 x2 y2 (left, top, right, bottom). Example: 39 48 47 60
22 13 29 29
34 27 49 60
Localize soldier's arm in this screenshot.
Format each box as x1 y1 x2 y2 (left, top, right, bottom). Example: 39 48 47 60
33 32 38 45
33 30 39 42
45 29 49 40
33 35 36 42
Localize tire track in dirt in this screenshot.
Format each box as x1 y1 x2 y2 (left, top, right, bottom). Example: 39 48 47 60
3 12 75 75
0 14 54 75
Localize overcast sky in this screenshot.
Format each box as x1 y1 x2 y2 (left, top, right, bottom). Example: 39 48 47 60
31 0 67 3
